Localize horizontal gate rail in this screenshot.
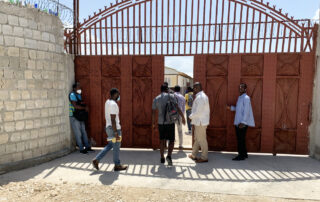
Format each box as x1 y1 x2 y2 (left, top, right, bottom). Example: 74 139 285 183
65 0 317 56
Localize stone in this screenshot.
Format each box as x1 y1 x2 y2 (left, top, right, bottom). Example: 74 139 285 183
24 28 33 38
33 30 41 40
27 60 36 69
29 50 36 59
3 69 14 79
42 32 50 42
20 48 29 58
7 47 19 57
4 101 16 111
5 143 16 154
19 17 28 27
17 80 27 89
24 110 33 119
0 56 9 67
4 36 14 46
25 120 34 129
24 70 33 79
0 134 9 144
15 37 24 48
20 131 30 141
10 132 21 142
2 25 12 35
4 122 15 132
28 20 37 30
26 100 35 109
0 13 7 24
16 101 26 110
25 39 37 50
15 121 25 131
14 111 23 121
0 46 4 56
8 15 19 26
10 91 21 100
21 91 30 99
4 112 14 122
13 26 24 37
0 91 9 100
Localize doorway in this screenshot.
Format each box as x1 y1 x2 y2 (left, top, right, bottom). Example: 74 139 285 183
164 56 194 149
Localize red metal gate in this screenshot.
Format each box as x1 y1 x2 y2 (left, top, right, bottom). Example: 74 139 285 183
66 0 317 154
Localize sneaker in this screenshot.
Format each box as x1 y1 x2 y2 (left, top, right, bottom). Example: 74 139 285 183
92 159 99 170
114 164 128 171
232 156 245 161
166 156 172 166
160 158 165 164
80 150 88 154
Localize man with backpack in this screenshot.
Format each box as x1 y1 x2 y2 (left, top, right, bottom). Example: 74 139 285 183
69 82 93 154
185 87 193 134
152 84 186 166
174 85 186 150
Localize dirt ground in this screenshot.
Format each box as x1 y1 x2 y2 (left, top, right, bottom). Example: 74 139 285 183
0 180 316 202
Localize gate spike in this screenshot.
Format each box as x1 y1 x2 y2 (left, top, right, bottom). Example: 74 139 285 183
105 6 107 9
266 2 269 6
110 3 113 6
285 13 288 17
279 9 282 13
99 9 101 12
273 5 276 9
94 12 96 15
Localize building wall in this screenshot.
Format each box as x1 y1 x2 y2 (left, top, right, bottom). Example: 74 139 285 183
309 26 320 160
0 2 74 171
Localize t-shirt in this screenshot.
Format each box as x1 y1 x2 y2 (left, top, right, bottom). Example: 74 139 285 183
105 99 121 129
185 92 193 111
69 92 82 117
152 93 178 125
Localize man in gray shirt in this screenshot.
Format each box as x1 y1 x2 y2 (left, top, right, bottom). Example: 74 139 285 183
152 84 186 166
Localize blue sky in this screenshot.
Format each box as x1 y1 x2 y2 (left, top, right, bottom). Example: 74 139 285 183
61 0 320 77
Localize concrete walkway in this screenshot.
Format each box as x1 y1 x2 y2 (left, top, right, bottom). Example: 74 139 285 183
1 149 320 200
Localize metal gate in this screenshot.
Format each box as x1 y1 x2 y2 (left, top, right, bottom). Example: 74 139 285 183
65 0 317 154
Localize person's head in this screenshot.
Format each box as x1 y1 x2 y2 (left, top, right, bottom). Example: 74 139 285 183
187 87 193 93
174 85 181 93
193 82 202 95
73 82 81 94
110 88 120 101
160 84 169 93
239 83 247 95
163 82 169 87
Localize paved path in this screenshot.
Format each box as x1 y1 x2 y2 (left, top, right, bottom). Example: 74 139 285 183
1 149 320 200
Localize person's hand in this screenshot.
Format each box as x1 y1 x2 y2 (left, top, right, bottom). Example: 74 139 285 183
115 133 120 141
187 117 191 123
182 117 186 125
152 123 156 130
238 123 245 129
226 105 231 111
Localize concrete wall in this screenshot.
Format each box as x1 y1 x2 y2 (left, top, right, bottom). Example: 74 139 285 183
309 26 320 160
0 2 74 172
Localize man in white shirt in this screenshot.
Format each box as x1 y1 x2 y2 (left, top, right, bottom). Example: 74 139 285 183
92 88 128 171
227 83 255 161
188 82 210 163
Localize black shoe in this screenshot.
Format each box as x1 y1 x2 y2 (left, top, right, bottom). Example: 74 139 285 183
160 158 165 164
87 148 94 152
166 156 172 166
232 156 245 161
114 165 128 171
92 159 99 170
244 154 248 159
80 150 88 154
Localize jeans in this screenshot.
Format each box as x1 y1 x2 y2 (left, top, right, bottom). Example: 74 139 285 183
69 116 90 151
186 109 192 131
94 128 121 165
235 125 248 157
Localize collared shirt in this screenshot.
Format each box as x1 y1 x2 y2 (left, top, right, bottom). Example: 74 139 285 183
231 93 255 127
105 99 121 129
174 92 186 113
189 91 210 126
152 93 178 124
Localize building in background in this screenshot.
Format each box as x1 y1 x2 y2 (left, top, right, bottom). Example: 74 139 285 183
164 66 193 94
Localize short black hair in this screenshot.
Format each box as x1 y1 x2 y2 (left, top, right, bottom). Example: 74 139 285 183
161 84 169 92
240 83 247 89
110 88 120 97
163 82 169 87
187 87 193 92
174 85 181 92
72 82 80 90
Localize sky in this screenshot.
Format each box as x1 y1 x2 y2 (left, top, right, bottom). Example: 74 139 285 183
60 0 320 77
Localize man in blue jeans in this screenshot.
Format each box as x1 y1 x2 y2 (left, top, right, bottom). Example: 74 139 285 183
92 88 128 171
69 82 93 154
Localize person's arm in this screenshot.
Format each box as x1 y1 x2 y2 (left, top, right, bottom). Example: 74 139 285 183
239 97 252 128
189 98 203 120
176 104 186 125
70 93 86 110
110 114 119 140
152 109 157 130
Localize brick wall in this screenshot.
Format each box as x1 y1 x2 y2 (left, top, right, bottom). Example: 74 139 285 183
0 2 74 168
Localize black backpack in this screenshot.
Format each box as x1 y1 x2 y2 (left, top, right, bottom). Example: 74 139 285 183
69 92 89 122
164 94 179 124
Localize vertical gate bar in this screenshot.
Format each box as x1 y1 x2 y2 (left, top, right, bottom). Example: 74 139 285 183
133 5 136 55
94 24 97 55
269 19 274 53
173 0 176 55
294 31 298 53
237 4 243 53
178 0 182 54
261 54 277 153
249 9 255 53
281 27 286 53
84 27 87 55
127 8 130 55
150 0 153 55
139 3 141 55
275 22 280 53
105 18 109 55
213 0 219 54
196 0 200 54
167 0 170 55
225 0 230 53
219 0 225 53
231 2 237 54
161 0 164 55
288 29 292 52
89 28 92 55
111 15 114 55
243 6 249 53
116 12 119 55
262 15 267 53
256 12 262 53
184 0 188 55
207 0 213 53
78 30 82 55
144 1 147 55
122 10 124 55
156 0 158 55
300 24 305 52
190 0 194 54
100 22 103 55
201 0 206 54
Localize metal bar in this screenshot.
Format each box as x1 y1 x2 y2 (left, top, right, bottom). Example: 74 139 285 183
225 0 231 53
190 0 194 54
116 12 119 55
178 0 182 54
288 29 292 52
122 9 124 55
237 4 243 53
269 19 274 53
213 0 219 54
219 0 225 53
139 3 141 54
301 24 305 52
105 18 108 55
250 9 255 53
201 0 206 54
207 0 213 53
111 15 114 55
173 0 176 55
244 5 249 53
89 28 92 55
144 2 147 55
256 12 262 53
161 0 164 54
196 0 200 54
167 0 170 55
184 0 188 54
156 0 158 54
133 4 135 55
294 30 298 53
275 21 281 53
127 8 130 55
262 15 267 53
150 0 153 55
100 21 103 55
282 26 286 53
84 27 87 55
